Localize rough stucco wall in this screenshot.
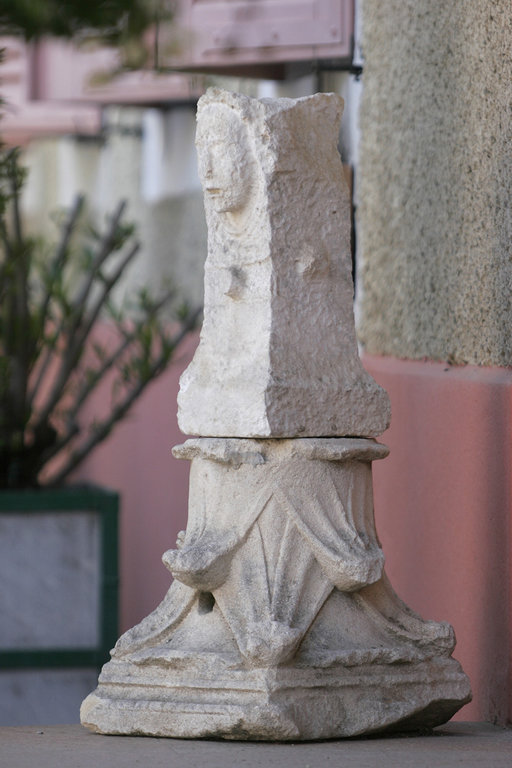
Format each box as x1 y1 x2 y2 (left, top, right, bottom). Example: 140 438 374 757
357 1 512 366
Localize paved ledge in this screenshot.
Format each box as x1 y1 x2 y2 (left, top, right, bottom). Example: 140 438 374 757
1 722 511 768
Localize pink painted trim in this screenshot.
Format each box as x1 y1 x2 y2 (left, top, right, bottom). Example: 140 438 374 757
366 353 512 385
1 104 101 145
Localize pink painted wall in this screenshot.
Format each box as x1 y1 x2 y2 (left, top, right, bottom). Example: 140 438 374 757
74 332 198 633
364 354 512 725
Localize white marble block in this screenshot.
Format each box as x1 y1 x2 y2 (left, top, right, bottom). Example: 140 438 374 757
81 89 471 740
177 89 390 438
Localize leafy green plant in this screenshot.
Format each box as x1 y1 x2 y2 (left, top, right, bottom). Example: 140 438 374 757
0 148 200 488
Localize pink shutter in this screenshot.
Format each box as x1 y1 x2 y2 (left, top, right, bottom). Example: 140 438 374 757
33 40 203 105
0 36 203 144
0 37 100 145
165 0 354 70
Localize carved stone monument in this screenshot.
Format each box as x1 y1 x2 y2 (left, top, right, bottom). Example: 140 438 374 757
81 89 471 739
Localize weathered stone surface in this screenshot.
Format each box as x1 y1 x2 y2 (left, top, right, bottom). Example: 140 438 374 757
178 89 390 438
81 658 471 740
81 90 471 741
81 437 471 739
357 1 512 366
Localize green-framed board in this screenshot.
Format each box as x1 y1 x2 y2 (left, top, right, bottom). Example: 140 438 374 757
0 485 118 671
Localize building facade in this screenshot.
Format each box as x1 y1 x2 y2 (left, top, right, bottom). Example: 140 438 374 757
1 0 510 725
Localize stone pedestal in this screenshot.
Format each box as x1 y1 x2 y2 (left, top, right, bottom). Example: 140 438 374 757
81 88 471 739
81 438 470 739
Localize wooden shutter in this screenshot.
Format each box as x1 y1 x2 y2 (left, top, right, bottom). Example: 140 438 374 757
164 0 354 72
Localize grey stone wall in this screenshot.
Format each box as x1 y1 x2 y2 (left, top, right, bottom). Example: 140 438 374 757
357 1 512 366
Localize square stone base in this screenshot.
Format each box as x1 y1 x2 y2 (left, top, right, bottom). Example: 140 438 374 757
81 655 471 740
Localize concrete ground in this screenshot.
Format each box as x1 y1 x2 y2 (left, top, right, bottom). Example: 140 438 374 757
1 722 511 768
